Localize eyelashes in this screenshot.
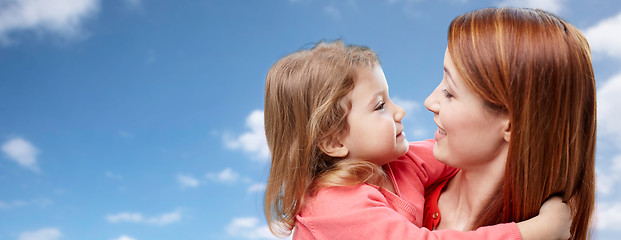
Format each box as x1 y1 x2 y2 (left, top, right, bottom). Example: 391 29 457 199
442 89 454 99
374 100 386 111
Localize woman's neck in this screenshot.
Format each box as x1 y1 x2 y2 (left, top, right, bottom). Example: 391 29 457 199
436 153 507 231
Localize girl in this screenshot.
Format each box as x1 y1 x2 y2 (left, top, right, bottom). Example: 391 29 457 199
264 40 570 239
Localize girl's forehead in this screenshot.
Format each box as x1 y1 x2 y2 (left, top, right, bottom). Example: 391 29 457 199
351 66 388 93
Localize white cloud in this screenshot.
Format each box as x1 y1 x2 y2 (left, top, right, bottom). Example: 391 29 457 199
12 200 28 207
323 5 341 19
596 153 621 194
598 73 621 146
223 109 270 161
597 201 621 230
0 198 52 210
123 0 141 9
496 0 563 13
18 227 61 240
392 96 428 140
247 183 266 193
146 210 181 225
410 128 428 139
584 12 621 59
226 217 279 239
206 168 240 184
0 0 99 45
111 236 136 240
105 171 124 180
595 71 621 196
106 210 181 225
180 168 260 190
2 137 40 172
392 97 421 115
177 174 200 189
106 212 144 223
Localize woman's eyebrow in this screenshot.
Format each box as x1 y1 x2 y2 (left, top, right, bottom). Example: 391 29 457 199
443 66 452 79
443 66 456 88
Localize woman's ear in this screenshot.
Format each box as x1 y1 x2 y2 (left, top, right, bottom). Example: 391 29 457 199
503 119 511 142
318 137 349 158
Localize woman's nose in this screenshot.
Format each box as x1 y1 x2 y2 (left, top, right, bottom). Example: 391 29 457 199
424 85 441 113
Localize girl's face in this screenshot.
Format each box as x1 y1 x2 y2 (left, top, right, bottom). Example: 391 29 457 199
424 48 509 170
339 65 408 166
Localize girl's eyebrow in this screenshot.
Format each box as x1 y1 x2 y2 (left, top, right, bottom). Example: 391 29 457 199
367 90 385 106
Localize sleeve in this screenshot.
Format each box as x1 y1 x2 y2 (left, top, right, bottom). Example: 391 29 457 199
294 185 522 240
400 140 458 188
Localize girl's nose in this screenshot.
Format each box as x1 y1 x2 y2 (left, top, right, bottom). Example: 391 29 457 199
394 104 406 122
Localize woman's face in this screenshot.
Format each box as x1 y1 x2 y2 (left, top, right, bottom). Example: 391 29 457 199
424 48 510 170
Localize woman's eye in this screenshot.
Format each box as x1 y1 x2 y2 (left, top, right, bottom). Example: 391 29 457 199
375 101 385 111
442 89 454 99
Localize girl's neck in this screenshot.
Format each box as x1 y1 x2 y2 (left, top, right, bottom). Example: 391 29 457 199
436 155 506 231
378 173 396 194
367 167 396 194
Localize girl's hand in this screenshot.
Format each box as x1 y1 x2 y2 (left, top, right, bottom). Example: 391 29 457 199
538 197 572 240
517 196 572 240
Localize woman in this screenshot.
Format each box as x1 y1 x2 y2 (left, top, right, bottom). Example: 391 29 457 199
423 7 595 240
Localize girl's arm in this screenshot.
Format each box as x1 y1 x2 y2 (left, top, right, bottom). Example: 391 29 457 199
295 184 521 239
517 197 572 240
295 185 571 240
399 140 571 240
400 140 458 188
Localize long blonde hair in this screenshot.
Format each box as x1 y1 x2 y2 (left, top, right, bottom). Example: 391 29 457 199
447 8 596 239
263 41 386 236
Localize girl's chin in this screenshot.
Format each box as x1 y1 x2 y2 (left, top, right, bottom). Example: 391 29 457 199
398 141 409 154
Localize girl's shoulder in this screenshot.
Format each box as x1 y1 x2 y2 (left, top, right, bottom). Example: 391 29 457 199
299 184 388 217
392 139 437 171
391 139 458 189
407 139 436 157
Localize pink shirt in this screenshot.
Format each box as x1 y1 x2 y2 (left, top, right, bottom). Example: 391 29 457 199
293 140 521 240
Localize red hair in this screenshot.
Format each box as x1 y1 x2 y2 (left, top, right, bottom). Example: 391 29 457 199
447 8 596 240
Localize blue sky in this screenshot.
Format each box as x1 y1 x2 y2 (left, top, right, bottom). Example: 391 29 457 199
0 0 620 240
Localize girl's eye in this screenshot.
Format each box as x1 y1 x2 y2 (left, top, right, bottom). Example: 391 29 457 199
374 101 385 111
442 89 454 99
